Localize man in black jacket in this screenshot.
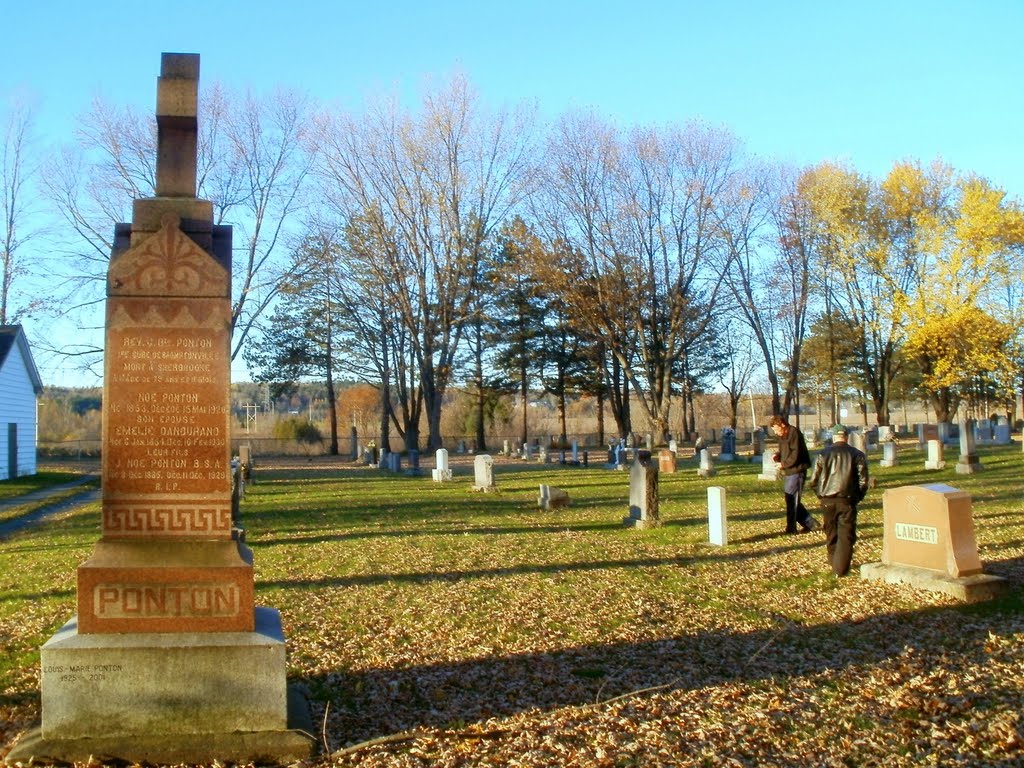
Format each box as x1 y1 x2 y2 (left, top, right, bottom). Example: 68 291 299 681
768 415 819 534
809 424 869 576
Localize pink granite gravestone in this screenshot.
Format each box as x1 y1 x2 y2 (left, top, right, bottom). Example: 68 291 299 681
6 54 313 766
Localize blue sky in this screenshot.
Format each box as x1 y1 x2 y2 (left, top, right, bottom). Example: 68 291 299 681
4 0 1022 385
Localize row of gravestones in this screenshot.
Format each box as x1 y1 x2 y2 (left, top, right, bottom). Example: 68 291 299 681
372 440 1008 602
425 425 997 497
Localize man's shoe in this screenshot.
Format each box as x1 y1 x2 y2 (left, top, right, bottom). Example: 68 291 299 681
802 519 821 533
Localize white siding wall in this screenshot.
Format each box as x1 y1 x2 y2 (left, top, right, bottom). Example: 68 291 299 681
0 341 38 480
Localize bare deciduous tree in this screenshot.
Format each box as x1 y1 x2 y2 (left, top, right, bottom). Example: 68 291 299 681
1 96 45 325
535 111 736 441
315 75 536 450
38 85 315 372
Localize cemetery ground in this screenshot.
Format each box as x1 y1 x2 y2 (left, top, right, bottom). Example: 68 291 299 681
1 448 1022 767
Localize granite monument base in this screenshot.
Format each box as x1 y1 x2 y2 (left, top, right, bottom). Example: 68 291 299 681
5 607 315 764
859 562 1009 603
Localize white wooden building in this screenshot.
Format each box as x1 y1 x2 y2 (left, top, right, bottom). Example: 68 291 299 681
0 325 44 480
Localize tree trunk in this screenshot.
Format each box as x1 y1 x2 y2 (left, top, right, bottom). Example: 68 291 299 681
326 356 339 456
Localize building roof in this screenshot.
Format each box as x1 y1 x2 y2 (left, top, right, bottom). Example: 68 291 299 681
0 325 44 394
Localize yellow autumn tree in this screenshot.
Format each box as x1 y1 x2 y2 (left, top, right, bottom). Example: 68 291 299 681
903 305 1015 404
887 160 1024 419
797 161 911 426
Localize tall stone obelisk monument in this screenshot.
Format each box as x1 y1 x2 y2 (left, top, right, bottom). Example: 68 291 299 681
6 53 313 765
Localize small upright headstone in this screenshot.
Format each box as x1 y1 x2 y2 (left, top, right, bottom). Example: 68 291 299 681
431 448 452 482
623 453 660 528
538 444 549 463
614 443 626 470
472 454 496 492
750 430 765 461
993 421 1011 445
956 419 983 474
406 449 422 476
538 484 571 509
668 438 678 454
658 448 677 474
880 440 899 468
502 439 510 456
239 443 254 482
349 426 358 461
720 429 736 461
924 439 945 470
522 442 532 461
937 421 953 446
571 440 579 464
757 451 780 481
707 486 728 546
848 431 866 453
697 448 715 478
918 423 938 449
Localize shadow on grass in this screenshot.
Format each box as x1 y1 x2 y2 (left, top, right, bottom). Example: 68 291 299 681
306 583 1024 746
250 520 627 547
258 541 821 592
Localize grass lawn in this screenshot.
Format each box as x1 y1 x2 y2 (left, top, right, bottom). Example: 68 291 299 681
1 446 1022 766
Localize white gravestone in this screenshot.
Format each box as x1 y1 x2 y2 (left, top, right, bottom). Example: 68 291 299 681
880 441 899 468
708 486 728 546
924 439 945 470
757 451 780 481
697 448 715 478
472 454 496 492
431 448 452 482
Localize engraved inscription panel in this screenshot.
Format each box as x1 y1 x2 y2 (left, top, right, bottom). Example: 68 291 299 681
895 522 939 545
93 581 241 619
103 295 231 532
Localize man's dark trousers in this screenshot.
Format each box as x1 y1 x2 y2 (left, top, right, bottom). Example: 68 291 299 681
784 473 813 532
821 498 857 576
